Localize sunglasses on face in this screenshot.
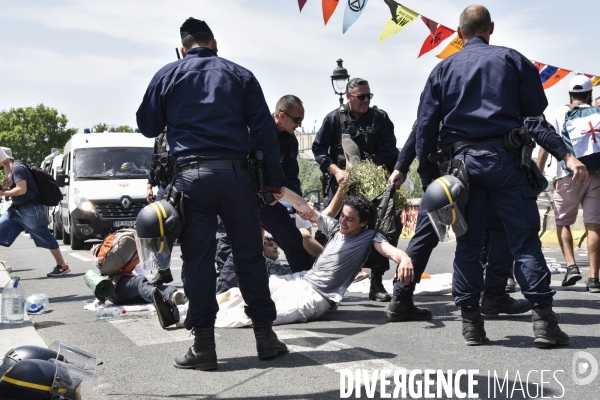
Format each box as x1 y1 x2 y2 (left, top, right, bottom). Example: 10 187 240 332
348 93 374 101
279 109 303 124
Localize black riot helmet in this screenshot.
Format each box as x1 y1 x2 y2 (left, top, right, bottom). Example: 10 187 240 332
422 175 469 241
0 359 56 400
135 200 182 271
0 346 58 377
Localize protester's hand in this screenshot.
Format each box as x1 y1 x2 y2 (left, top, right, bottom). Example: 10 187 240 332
396 256 414 285
1 177 11 188
298 210 313 220
388 170 405 190
334 169 347 183
563 153 588 184
265 186 285 205
146 186 154 203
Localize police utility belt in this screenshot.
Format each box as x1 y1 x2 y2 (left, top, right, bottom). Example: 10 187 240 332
177 159 248 175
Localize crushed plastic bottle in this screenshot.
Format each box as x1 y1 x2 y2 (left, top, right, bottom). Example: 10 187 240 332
25 293 50 314
1 276 25 324
95 306 125 320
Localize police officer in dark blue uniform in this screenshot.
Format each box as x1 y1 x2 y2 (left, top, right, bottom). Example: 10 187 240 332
415 5 587 347
136 17 288 369
313 77 399 301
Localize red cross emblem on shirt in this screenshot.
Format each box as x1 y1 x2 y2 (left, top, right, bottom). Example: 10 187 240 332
582 121 600 144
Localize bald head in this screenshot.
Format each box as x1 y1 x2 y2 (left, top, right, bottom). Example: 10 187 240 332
458 5 493 41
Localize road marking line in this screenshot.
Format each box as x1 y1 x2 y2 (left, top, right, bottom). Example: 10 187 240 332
109 315 217 345
68 253 93 262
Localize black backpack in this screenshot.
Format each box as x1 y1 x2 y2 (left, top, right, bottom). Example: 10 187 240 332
15 161 63 206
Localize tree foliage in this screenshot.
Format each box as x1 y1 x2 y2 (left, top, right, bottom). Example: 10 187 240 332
0 104 77 166
91 123 134 133
298 158 322 196
408 159 424 198
116 125 134 133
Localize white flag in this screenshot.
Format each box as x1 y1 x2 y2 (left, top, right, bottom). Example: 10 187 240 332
343 0 369 33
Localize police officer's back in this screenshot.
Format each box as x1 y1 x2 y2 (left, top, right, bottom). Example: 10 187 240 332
136 17 288 370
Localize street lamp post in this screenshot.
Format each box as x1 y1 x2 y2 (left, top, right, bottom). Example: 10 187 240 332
330 59 350 107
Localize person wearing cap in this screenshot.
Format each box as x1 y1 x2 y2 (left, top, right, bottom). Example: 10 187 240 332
538 74 600 293
595 96 600 107
136 17 288 370
312 78 399 302
0 147 14 187
416 5 586 347
0 147 70 277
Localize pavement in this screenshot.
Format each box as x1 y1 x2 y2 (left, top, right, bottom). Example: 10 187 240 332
2 233 600 399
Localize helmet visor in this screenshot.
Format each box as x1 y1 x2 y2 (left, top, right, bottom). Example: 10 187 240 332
49 360 98 400
136 236 172 271
427 202 468 242
49 342 98 372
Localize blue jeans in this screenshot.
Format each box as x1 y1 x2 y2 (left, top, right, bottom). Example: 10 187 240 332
0 203 59 249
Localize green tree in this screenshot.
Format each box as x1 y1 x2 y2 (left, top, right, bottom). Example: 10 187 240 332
91 123 108 132
116 125 134 132
408 159 424 198
298 158 322 196
0 104 77 166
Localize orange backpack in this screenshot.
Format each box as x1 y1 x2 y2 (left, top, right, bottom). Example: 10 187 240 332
90 229 139 277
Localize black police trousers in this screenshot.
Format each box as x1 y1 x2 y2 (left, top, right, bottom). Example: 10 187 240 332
176 164 276 329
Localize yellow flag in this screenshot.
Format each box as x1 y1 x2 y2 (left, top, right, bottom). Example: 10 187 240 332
436 35 464 59
592 76 600 87
379 5 419 44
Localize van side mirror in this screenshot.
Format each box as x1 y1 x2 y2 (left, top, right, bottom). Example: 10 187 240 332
56 168 69 187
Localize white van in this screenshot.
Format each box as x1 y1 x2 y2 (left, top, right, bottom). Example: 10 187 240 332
56 131 155 250
40 150 64 237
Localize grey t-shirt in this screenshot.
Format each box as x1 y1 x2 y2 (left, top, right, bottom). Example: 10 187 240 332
303 214 387 304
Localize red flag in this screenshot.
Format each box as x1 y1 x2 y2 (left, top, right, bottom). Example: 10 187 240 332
542 69 571 89
298 0 307 12
322 0 340 25
532 61 546 72
421 16 438 36
418 22 455 58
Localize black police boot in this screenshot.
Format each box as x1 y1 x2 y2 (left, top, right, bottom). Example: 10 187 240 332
252 321 288 360
531 304 569 348
561 264 582 287
506 265 516 293
151 268 173 285
369 272 392 302
461 307 487 346
480 292 531 316
152 288 180 329
386 296 432 322
174 327 218 370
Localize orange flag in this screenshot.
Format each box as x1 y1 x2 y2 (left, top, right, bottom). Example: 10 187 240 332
436 35 463 59
532 61 546 72
322 0 340 25
542 69 571 89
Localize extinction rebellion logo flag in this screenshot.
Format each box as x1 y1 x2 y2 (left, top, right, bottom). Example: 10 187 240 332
343 0 369 33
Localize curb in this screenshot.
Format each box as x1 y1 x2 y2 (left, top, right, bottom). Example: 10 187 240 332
0 263 47 354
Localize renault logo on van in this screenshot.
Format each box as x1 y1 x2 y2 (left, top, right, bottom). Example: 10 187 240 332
120 196 132 209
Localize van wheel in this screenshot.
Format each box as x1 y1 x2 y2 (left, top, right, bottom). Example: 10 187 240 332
53 220 63 240
63 227 71 245
71 234 84 250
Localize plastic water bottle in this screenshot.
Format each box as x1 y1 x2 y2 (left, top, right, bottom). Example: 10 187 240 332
95 306 125 320
25 293 50 314
1 276 25 324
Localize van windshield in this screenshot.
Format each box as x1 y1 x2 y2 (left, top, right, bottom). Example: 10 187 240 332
74 148 153 180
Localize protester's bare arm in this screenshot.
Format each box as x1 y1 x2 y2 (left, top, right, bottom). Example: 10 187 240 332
562 153 588 184
536 147 549 175
1 160 13 187
322 185 344 218
282 188 313 215
373 240 414 285
2 180 26 197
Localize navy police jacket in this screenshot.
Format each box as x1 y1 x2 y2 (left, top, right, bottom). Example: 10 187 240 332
277 130 302 196
136 47 286 188
416 37 548 184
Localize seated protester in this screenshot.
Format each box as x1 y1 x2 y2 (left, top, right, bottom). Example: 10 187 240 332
0 148 70 277
153 194 414 328
264 235 293 277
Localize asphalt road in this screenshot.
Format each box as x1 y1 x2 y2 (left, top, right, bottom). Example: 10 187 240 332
1 233 599 400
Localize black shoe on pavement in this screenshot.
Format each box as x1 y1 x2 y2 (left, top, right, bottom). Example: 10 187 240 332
369 273 392 302
586 278 600 293
506 266 516 293
386 296 432 322
561 265 582 287
47 264 71 277
152 288 180 329
174 327 218 370
532 305 569 348
461 307 487 346
151 268 173 285
480 293 531 316
252 321 288 360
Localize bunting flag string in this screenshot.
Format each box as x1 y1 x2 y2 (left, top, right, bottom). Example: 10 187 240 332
293 1 599 90
343 0 370 33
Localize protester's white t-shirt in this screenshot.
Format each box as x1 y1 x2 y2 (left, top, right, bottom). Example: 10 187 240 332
548 103 592 179
0 148 7 163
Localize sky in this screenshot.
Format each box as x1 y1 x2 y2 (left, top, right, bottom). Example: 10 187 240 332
0 0 599 167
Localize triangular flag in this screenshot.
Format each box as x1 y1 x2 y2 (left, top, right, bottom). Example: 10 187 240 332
343 0 369 33
584 73 594 79
542 69 571 89
418 23 455 58
592 76 600 87
379 5 419 43
436 35 463 59
322 0 340 25
539 65 559 84
421 16 438 36
532 61 546 73
298 0 307 12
